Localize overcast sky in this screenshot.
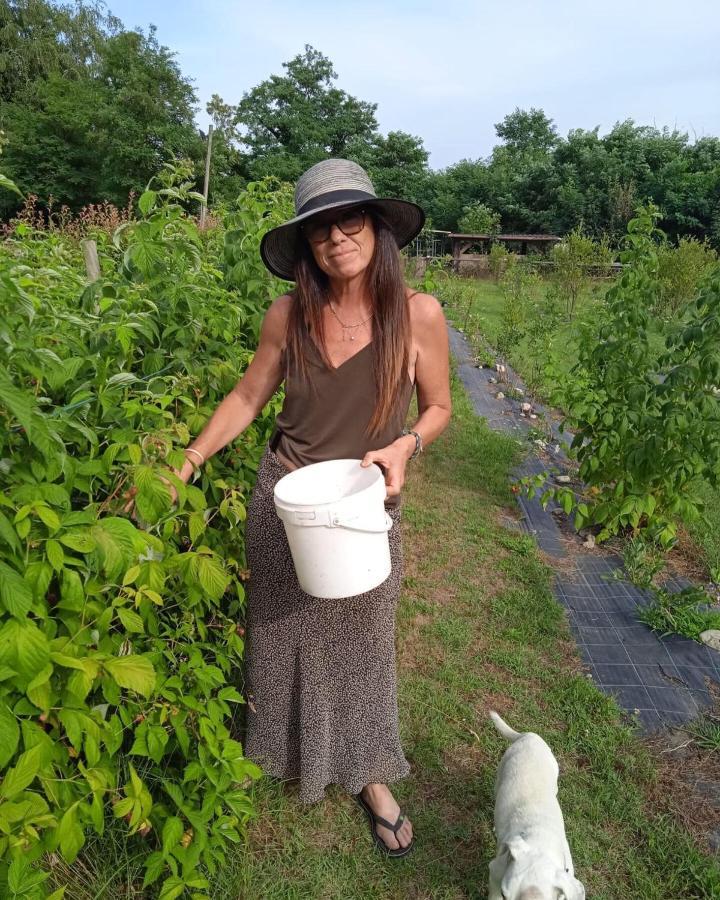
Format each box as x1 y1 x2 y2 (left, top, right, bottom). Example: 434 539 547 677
107 0 719 169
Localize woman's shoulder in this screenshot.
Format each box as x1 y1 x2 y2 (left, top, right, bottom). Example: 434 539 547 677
406 289 445 329
268 292 294 315
260 293 293 349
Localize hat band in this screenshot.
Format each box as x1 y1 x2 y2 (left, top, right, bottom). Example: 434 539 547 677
297 189 376 217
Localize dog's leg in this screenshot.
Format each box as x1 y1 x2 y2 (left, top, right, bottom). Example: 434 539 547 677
488 855 505 900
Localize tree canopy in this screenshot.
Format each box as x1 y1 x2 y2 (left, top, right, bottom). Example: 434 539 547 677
0 7 717 248
0 0 202 216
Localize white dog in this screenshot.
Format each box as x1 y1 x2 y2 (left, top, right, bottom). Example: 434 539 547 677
488 711 585 900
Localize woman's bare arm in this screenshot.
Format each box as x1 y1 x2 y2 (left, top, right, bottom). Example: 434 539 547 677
361 293 451 496
404 291 452 450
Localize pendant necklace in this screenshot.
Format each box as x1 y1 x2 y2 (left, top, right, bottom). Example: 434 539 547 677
328 301 373 341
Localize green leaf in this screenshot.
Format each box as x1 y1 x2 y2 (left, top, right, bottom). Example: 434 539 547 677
117 606 145 633
58 803 85 862
143 850 167 888
0 365 36 435
0 511 21 555
36 505 61 531
0 702 20 768
27 663 53 711
161 815 184 855
59 568 85 611
146 724 169 763
46 538 66 572
7 857 48 893
25 559 53 603
91 517 138 580
104 655 156 698
59 531 96 553
188 511 206 544
139 190 157 215
0 172 23 196
0 561 33 618
158 875 187 900
194 554 229 602
0 743 43 799
0 619 51 679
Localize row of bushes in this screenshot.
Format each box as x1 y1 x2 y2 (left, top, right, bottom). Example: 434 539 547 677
0 161 291 898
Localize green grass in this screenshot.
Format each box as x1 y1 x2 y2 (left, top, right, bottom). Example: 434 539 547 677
57 374 720 899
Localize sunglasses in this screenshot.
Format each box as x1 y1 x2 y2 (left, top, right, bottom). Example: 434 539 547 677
301 209 366 244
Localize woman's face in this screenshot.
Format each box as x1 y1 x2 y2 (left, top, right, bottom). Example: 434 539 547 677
305 208 376 281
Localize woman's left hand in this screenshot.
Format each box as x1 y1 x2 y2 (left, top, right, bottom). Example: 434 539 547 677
360 436 415 498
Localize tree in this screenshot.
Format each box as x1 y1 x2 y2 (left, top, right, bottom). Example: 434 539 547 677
0 1 202 215
457 201 500 235
486 108 560 232
422 158 490 231
494 107 559 157
233 45 378 182
346 130 429 202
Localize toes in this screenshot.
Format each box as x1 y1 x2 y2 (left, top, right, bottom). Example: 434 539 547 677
377 825 400 851
399 820 413 847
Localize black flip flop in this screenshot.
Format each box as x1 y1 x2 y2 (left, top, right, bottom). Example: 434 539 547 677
354 792 414 858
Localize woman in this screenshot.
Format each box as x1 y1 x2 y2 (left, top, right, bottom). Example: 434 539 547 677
172 159 450 856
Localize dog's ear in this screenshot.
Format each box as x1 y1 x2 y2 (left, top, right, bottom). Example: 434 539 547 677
556 870 585 900
505 836 530 860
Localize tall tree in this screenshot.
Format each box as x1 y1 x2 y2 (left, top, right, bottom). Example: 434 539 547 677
0 0 201 215
346 130 429 202
233 45 378 182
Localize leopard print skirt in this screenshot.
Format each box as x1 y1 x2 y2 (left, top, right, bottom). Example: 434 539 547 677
242 445 410 804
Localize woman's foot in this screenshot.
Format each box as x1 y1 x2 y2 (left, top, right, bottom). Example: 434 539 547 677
360 783 414 852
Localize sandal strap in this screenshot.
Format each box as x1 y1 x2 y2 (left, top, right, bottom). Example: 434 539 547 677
373 811 405 833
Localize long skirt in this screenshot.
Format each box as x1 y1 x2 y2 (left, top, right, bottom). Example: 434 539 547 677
242 445 410 804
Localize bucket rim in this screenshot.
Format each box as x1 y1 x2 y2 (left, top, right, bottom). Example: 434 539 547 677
273 458 384 508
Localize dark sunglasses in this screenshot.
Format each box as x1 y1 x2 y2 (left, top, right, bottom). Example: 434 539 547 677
301 209 366 244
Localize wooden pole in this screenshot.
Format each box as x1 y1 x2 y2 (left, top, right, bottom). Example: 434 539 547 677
200 124 213 228
81 239 100 282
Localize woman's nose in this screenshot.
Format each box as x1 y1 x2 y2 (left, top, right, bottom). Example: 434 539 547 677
328 223 345 242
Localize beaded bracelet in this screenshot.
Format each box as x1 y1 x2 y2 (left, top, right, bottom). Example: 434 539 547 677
402 428 423 460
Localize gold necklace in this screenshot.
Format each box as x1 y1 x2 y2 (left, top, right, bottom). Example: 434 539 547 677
328 301 373 341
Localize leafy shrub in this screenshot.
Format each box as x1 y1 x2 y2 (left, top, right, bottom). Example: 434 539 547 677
488 242 511 282
550 227 615 320
496 263 539 359
655 237 719 319
523 204 720 547
457 201 500 236
522 285 564 392
0 161 289 897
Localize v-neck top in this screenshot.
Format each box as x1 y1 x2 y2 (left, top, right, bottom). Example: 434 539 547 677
273 340 415 506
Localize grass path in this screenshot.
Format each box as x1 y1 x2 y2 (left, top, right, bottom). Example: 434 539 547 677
210 376 719 900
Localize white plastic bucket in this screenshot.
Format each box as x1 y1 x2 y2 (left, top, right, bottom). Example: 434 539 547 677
273 458 393 599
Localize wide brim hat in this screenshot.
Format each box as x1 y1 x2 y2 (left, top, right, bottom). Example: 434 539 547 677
260 158 426 281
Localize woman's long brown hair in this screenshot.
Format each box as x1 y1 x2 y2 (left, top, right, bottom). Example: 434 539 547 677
285 211 410 437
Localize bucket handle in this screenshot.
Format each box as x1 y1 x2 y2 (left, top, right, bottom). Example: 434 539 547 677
291 509 393 533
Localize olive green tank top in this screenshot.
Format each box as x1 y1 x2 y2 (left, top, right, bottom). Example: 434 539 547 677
272 341 415 507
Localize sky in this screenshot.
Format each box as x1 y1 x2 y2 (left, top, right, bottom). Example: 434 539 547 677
107 0 720 169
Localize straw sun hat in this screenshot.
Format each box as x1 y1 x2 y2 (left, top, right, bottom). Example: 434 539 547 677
259 158 426 281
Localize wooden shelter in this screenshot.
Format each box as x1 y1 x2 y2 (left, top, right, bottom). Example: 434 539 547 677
449 232 561 273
